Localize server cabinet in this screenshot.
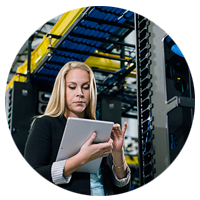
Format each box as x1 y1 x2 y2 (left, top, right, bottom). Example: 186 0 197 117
8 82 37 155
135 14 195 185
10 82 37 146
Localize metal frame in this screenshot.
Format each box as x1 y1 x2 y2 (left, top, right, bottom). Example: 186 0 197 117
135 13 155 185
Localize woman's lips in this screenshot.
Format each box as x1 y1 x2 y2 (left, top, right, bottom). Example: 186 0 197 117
75 101 85 104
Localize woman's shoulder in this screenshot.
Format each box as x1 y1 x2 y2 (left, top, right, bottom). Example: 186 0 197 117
29 116 59 136
33 115 66 126
32 115 58 127
35 115 54 122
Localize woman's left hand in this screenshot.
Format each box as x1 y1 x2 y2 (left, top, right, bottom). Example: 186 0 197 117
110 122 127 152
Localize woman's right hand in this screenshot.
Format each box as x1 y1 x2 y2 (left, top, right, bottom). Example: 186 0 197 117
78 132 113 164
63 133 113 177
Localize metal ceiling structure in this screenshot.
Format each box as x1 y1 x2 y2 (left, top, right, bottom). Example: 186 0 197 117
7 6 137 117
30 7 135 86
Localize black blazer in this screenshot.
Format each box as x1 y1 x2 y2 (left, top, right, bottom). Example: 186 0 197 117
24 115 131 195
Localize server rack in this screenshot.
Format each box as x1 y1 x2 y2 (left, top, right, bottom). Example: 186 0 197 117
135 14 195 186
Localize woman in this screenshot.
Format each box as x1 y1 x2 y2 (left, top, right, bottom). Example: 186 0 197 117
24 61 131 195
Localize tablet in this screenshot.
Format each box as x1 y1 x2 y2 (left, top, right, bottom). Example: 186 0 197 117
56 117 114 173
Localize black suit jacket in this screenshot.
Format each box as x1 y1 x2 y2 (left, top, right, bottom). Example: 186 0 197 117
24 115 131 195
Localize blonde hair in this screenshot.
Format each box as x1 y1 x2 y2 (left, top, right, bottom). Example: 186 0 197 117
39 61 97 120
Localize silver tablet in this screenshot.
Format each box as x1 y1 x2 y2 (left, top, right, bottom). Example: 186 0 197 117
56 117 114 174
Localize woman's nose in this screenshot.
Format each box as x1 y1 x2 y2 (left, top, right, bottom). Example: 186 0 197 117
76 87 83 97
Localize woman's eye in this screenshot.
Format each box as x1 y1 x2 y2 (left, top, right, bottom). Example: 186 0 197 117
68 86 76 90
83 85 90 90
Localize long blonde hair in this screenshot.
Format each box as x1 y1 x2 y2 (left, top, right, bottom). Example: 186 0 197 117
39 61 97 120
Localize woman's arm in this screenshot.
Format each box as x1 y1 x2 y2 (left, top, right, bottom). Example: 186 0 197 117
110 123 129 179
24 117 55 182
112 149 128 179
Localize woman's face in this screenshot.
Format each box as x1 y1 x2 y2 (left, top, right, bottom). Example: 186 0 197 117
64 68 90 118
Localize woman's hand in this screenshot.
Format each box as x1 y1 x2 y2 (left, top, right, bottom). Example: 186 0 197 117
78 132 113 164
110 122 127 152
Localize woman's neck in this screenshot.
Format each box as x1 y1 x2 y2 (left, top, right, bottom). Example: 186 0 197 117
64 109 85 119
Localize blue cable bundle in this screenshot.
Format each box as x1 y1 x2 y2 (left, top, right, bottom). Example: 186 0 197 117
162 9 192 59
